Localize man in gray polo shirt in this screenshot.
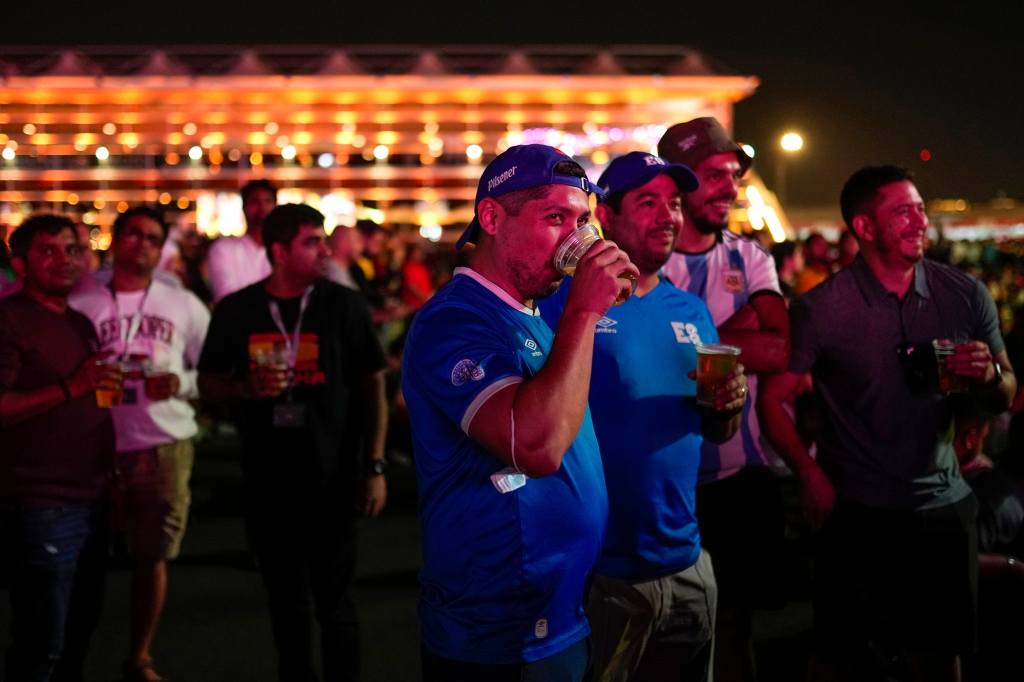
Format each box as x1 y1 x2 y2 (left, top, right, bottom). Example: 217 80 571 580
760 165 1016 681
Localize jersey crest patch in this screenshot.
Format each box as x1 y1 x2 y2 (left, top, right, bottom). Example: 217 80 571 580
451 359 485 386
722 269 745 293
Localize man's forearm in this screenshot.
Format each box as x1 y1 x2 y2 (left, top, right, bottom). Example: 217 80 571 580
757 390 818 477
717 330 789 374
360 371 388 462
511 310 599 471
197 372 249 403
0 383 69 427
971 371 1016 414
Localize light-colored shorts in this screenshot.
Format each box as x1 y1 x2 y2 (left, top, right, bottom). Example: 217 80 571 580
587 549 718 682
113 439 194 561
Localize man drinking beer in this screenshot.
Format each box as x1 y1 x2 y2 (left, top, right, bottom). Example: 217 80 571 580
539 151 747 681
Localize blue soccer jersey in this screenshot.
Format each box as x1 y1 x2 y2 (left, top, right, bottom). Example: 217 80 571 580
403 267 608 665
539 277 718 581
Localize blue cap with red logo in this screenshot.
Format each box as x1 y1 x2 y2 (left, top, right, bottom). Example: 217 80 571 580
456 144 605 249
596 151 699 202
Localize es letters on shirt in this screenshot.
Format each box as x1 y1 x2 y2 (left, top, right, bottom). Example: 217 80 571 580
671 322 703 344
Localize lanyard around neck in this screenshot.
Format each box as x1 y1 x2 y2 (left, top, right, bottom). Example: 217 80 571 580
109 281 152 360
267 285 314 370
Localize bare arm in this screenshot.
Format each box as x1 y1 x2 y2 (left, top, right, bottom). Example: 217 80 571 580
718 293 790 374
979 553 1024 581
758 370 835 531
949 346 1017 414
198 365 288 403
359 370 388 517
0 354 122 427
467 241 638 478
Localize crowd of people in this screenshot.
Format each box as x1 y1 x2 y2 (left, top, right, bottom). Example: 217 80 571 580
1 114 1023 682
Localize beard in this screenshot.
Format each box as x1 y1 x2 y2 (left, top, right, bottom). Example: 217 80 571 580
507 254 561 301
682 194 733 235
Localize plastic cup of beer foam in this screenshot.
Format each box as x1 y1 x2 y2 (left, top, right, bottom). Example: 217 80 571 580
694 343 742 407
94 359 126 408
552 224 638 304
932 339 968 394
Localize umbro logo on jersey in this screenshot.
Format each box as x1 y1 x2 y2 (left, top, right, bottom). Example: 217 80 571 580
524 339 542 356
671 322 703 344
595 317 618 333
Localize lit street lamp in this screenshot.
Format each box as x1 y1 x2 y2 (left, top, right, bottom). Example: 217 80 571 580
777 132 803 205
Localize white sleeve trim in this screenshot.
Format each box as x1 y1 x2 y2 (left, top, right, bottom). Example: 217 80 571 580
460 376 524 434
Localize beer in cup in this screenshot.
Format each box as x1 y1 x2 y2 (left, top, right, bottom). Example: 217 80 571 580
95 359 126 408
552 224 638 305
695 343 741 407
143 360 172 401
933 339 968 394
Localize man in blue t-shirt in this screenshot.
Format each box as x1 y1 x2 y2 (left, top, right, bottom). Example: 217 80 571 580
403 144 640 682
539 152 750 682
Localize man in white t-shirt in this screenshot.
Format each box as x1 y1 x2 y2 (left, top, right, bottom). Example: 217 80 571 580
70 206 210 682
659 117 792 682
207 179 277 302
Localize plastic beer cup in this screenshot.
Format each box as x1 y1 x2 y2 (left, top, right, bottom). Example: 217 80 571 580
95 359 126 408
695 343 742 407
143 361 172 400
933 339 968 394
552 224 638 305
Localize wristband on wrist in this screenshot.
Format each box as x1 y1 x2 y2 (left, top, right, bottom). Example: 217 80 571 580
58 380 72 403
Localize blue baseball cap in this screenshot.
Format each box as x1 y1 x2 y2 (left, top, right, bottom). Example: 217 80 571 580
456 144 605 249
596 151 699 203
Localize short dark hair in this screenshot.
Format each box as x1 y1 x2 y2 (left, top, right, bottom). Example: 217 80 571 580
602 192 625 215
356 219 381 237
112 206 168 244
241 179 277 205
263 204 325 264
770 240 798 272
840 165 916 229
495 160 589 217
9 214 76 260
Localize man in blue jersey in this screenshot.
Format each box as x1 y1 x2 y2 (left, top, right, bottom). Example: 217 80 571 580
539 152 749 682
659 118 791 681
402 144 640 682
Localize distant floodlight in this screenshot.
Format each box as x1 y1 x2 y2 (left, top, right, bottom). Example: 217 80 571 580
781 133 803 152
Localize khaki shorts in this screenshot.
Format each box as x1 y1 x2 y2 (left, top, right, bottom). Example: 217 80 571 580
113 440 194 561
587 549 718 682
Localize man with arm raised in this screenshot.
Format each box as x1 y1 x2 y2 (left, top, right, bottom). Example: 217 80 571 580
403 144 638 682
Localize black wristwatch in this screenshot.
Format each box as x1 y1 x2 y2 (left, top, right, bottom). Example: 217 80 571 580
368 458 388 476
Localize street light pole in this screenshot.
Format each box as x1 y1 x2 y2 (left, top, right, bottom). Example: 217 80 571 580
779 132 803 206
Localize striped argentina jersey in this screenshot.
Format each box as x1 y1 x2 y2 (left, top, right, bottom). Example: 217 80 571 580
661 230 783 484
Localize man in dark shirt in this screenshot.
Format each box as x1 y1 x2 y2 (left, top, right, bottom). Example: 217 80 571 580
761 166 1016 681
198 203 388 682
0 214 121 682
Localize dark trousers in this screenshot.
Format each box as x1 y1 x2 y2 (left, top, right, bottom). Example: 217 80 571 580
421 638 590 682
245 498 360 682
1 503 108 682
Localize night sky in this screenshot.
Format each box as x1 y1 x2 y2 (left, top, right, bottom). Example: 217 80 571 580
6 0 1022 206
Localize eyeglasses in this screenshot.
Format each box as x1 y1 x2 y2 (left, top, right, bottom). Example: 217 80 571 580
122 231 163 247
